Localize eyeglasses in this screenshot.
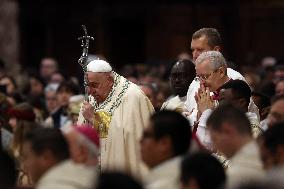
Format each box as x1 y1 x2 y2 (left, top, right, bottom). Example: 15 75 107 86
195 72 214 81
195 67 221 81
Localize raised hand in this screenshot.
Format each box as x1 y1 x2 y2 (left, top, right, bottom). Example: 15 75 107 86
195 84 214 116
82 101 95 124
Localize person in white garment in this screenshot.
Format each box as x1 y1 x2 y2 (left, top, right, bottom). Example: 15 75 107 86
197 80 263 148
192 51 230 148
78 59 154 178
161 59 195 112
207 104 264 189
196 80 262 166
140 110 192 189
184 28 258 123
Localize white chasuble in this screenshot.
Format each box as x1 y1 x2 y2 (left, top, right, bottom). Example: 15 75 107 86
78 72 154 178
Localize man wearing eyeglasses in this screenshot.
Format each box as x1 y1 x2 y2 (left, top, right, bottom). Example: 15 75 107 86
195 52 230 97
192 51 231 149
193 53 262 148
184 28 259 125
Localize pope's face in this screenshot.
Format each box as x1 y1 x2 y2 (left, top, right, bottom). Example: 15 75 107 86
191 36 213 62
87 72 113 103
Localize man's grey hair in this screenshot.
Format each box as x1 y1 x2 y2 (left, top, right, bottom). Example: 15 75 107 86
195 51 227 71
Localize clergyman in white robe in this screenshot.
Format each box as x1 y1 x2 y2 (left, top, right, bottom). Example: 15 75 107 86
78 71 154 178
184 68 259 124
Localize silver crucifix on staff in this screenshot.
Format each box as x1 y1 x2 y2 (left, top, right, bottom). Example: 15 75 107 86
78 25 94 101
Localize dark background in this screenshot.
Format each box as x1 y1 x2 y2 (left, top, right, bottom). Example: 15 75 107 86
18 0 284 76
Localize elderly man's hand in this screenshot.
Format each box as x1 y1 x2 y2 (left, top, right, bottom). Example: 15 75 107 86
195 85 214 115
82 101 94 123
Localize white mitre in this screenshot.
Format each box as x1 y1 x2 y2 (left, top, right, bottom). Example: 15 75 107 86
87 59 112 72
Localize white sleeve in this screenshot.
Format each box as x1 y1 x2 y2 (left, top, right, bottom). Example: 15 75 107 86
195 109 213 150
184 80 199 112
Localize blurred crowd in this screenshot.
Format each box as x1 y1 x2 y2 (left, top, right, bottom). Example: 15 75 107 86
1 27 284 189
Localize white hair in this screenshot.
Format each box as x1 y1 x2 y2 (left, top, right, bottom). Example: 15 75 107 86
195 51 227 71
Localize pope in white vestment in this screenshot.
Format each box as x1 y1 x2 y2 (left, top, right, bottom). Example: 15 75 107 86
78 60 154 178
